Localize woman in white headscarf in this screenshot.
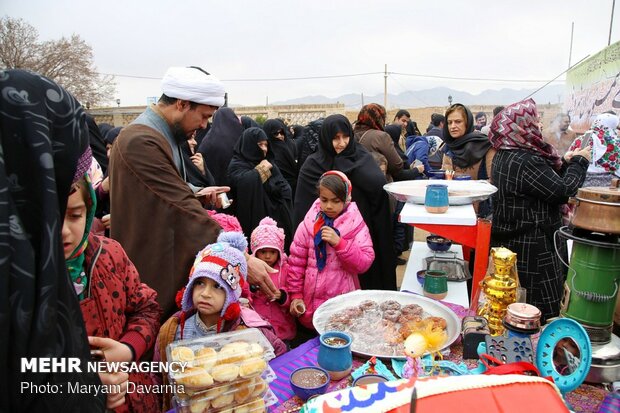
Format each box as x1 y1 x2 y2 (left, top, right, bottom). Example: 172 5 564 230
567 112 620 187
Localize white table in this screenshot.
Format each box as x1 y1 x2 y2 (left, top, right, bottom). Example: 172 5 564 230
398 202 491 311
400 241 470 308
399 203 477 226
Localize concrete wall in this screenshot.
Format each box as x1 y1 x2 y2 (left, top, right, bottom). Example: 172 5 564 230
89 102 563 132
345 103 563 133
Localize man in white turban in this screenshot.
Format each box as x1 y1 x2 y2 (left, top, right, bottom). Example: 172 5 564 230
109 66 279 318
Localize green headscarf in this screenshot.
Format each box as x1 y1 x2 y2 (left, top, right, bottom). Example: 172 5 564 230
65 174 97 300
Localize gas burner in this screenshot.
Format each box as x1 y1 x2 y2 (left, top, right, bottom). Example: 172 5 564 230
568 226 620 244
587 334 620 383
558 226 620 250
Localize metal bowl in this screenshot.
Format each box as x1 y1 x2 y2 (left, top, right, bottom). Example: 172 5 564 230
384 180 498 205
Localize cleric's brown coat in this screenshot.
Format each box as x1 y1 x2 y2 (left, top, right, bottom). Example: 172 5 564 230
109 124 221 318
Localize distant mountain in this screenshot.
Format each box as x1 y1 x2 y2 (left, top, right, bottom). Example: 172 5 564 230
270 84 565 108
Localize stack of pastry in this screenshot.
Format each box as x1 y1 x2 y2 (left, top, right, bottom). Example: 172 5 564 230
167 329 277 412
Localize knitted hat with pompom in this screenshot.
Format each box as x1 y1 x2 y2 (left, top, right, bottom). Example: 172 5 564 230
250 217 285 258
181 232 248 321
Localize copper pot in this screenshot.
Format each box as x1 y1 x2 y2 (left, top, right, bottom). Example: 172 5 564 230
570 179 620 234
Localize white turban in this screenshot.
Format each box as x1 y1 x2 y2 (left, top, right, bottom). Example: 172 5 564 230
161 67 226 107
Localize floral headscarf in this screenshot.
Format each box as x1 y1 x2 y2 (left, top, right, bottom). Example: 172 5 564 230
355 103 386 131
488 98 562 170
568 113 619 175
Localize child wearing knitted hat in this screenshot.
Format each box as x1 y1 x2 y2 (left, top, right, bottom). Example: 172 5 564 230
250 217 296 342
156 232 286 357
287 171 375 330
154 232 287 410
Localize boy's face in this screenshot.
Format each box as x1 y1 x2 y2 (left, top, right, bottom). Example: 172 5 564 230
192 277 227 321
256 247 279 267
62 187 87 259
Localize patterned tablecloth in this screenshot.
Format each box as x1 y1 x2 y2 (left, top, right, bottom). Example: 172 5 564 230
267 301 609 413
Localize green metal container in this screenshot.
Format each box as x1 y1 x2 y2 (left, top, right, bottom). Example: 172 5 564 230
562 239 620 326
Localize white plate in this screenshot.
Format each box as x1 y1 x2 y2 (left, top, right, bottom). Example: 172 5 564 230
383 180 497 205
312 290 460 359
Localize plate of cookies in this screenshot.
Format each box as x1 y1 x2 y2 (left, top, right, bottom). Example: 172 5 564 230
313 290 460 359
167 328 277 411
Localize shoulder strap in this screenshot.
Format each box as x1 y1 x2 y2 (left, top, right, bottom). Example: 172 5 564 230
358 130 371 144
485 148 497 183
478 152 489 180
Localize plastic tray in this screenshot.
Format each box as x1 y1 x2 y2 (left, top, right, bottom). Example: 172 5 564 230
167 328 275 393
175 366 276 403
173 387 277 412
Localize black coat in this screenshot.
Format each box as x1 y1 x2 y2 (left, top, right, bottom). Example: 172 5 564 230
491 149 588 322
263 119 298 197
198 107 244 186
228 128 294 250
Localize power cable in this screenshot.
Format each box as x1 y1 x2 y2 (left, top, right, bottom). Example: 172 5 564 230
97 70 568 84
390 72 565 83
388 74 431 107
97 71 383 82
522 55 590 100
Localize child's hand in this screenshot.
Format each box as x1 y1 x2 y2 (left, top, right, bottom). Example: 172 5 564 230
88 336 133 363
98 370 129 409
290 299 306 317
321 226 340 247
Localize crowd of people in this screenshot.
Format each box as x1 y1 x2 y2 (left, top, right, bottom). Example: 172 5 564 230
2 66 618 412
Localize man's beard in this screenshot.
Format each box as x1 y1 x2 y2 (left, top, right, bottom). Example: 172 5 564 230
171 122 190 144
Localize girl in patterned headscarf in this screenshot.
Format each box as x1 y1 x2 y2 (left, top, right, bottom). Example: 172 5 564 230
567 112 620 187
488 98 590 322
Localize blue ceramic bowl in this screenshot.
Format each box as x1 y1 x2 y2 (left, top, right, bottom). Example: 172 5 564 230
290 366 330 401
416 269 426 286
426 235 452 252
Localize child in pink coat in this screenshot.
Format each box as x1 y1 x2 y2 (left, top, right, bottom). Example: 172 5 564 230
288 171 375 329
250 217 296 342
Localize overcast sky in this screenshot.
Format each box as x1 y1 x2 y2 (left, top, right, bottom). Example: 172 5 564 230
3 0 619 107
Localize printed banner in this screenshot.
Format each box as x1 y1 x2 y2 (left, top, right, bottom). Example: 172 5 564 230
565 41 620 133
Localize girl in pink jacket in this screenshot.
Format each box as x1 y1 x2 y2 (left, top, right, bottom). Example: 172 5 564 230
288 171 375 329
250 217 297 342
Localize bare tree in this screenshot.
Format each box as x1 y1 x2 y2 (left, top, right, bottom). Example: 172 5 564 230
0 16 115 107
